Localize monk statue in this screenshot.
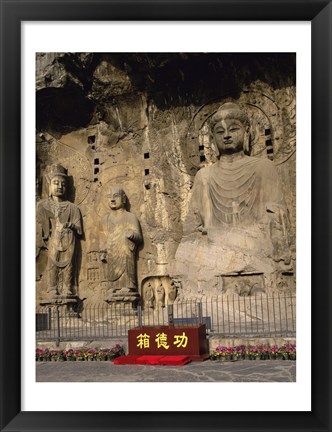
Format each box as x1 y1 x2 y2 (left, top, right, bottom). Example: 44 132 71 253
100 186 142 303
37 164 83 299
172 102 292 295
144 282 155 309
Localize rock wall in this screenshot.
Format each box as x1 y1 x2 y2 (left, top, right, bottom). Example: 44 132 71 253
36 53 296 306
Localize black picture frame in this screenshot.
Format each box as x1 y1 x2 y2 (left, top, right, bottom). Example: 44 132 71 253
0 1 331 431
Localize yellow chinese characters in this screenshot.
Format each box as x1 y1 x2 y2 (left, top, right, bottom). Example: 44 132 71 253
136 333 150 349
173 332 188 348
137 331 189 350
155 332 170 349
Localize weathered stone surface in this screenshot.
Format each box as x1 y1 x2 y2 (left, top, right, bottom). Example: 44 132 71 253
36 53 296 306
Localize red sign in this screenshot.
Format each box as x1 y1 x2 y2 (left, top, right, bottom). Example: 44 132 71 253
128 325 209 360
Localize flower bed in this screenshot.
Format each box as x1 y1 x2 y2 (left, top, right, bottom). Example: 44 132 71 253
210 343 296 361
36 344 125 362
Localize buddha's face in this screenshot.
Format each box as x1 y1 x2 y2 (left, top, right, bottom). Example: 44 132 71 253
108 188 125 210
50 175 67 198
213 118 247 155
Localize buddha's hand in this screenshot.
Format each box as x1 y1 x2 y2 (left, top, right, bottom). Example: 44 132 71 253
63 222 75 230
126 231 137 241
198 225 207 235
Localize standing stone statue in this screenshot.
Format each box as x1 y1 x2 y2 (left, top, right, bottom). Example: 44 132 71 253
37 164 83 300
173 102 292 295
166 280 177 306
155 282 165 309
144 282 155 309
100 186 142 303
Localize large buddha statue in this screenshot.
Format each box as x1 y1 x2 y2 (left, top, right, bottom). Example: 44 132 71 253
172 102 292 296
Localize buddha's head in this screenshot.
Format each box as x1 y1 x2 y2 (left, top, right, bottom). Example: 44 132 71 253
107 186 126 210
46 164 68 199
211 102 250 156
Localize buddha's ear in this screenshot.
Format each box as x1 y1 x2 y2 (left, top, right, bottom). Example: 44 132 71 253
215 145 221 158
243 129 250 154
211 132 221 158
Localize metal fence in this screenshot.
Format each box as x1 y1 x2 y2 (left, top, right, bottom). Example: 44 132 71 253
36 293 296 344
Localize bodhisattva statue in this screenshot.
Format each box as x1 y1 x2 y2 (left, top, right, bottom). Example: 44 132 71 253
173 102 292 295
37 164 83 301
99 186 142 303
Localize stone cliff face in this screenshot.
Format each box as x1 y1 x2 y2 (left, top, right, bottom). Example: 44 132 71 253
36 53 296 305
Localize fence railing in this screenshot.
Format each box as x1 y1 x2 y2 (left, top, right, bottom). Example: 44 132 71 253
36 293 296 344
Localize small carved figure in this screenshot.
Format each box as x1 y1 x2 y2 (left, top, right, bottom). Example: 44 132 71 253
267 203 291 265
100 186 142 302
167 280 177 306
144 282 155 309
37 164 83 298
156 282 165 308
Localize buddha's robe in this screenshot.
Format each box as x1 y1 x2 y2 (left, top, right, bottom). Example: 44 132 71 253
185 156 286 233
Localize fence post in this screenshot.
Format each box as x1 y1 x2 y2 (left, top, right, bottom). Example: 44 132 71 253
47 307 52 330
137 304 142 327
167 305 174 326
56 306 61 347
197 302 203 325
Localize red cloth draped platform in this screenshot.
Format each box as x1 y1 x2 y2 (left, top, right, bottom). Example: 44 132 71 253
114 355 192 366
116 324 210 365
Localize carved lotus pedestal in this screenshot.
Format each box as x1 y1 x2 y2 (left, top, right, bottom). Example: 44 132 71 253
40 295 80 317
105 288 140 308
